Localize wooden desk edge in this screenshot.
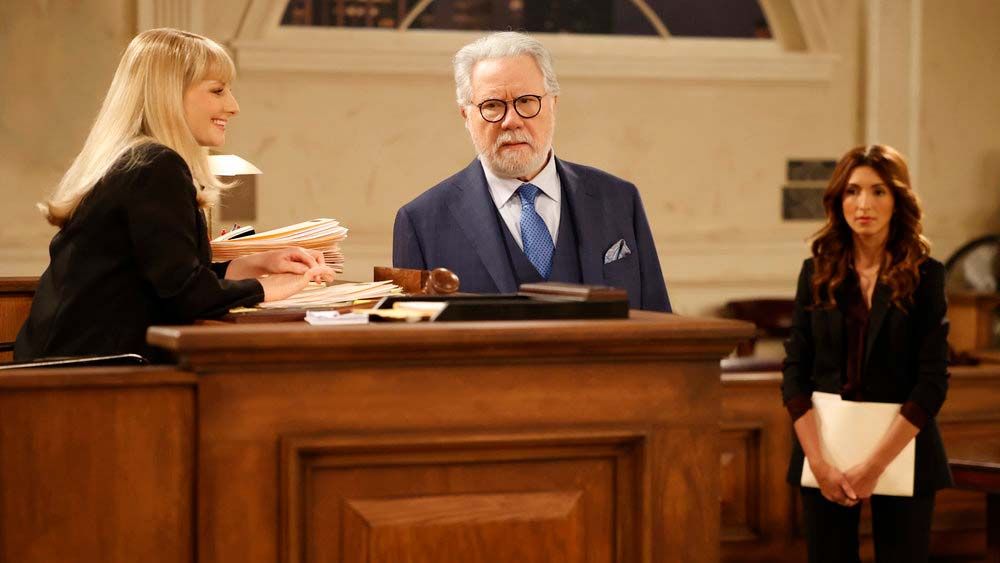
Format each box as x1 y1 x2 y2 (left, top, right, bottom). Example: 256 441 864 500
0 366 195 389
0 277 39 293
147 312 755 353
949 292 1000 306
950 459 1000 473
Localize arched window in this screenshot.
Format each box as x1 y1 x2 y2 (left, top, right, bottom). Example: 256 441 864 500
232 0 833 83
280 0 772 40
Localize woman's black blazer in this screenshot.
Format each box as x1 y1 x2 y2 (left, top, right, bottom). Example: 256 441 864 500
782 257 953 494
15 145 264 363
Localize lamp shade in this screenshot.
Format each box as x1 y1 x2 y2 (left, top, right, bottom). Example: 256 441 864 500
209 154 262 177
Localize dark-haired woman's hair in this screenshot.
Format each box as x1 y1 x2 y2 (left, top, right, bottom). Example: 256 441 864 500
810 145 930 309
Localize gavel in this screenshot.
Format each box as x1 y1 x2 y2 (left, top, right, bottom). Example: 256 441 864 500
424 267 460 295
373 266 460 296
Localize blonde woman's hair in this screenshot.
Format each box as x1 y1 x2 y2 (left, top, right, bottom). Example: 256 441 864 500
41 28 236 227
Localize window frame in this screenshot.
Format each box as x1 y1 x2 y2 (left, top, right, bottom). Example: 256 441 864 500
231 0 836 82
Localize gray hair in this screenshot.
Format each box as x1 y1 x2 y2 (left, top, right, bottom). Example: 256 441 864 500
453 32 561 106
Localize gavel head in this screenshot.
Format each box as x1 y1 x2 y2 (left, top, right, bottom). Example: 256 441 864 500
424 268 460 295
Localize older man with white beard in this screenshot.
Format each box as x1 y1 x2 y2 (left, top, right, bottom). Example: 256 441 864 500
392 32 671 312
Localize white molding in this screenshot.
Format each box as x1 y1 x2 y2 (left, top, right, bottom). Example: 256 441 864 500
864 0 881 142
628 0 670 37
863 0 922 170
136 0 203 33
760 0 805 51
234 30 836 82
231 0 836 83
791 0 831 52
241 0 286 39
907 0 922 186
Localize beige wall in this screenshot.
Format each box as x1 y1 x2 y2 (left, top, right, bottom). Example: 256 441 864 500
1 0 997 316
0 0 134 269
919 0 1000 255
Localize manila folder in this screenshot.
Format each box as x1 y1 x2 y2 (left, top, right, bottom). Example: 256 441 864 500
800 391 915 497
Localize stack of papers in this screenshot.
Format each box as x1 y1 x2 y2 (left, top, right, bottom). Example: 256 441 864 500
211 218 348 272
257 280 401 309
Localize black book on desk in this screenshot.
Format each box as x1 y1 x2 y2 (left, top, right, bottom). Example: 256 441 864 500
371 282 629 322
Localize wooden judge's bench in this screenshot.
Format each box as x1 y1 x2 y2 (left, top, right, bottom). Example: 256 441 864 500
0 311 752 563
4 277 997 562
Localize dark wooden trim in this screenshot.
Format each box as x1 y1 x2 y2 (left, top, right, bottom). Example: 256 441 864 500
950 441 1000 493
0 366 196 389
0 277 39 294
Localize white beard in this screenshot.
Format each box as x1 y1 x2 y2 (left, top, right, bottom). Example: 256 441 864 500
474 129 551 180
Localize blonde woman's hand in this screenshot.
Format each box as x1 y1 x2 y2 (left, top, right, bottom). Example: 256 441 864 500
259 266 336 302
260 247 325 274
226 247 326 279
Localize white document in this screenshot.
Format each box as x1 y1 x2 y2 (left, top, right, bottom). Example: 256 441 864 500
800 391 915 497
304 311 369 326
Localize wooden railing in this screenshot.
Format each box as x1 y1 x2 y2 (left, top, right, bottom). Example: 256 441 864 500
0 277 38 361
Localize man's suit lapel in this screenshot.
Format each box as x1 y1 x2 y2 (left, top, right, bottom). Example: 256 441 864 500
864 283 892 368
446 160 518 293
556 159 607 285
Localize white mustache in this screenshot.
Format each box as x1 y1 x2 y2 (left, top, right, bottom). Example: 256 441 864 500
493 131 533 151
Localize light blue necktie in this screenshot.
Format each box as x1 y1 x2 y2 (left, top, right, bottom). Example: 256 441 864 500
517 183 554 279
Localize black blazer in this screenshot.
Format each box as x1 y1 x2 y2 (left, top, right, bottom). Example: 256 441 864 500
782 257 953 494
15 146 263 363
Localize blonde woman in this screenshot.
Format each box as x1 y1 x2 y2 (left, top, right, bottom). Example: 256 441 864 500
15 28 334 363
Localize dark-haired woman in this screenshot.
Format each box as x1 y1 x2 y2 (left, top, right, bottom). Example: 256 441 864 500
782 144 951 562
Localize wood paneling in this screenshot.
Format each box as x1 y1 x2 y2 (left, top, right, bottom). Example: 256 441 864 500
151 312 751 563
282 430 644 563
0 277 36 361
0 367 196 563
721 424 762 542
195 364 719 563
948 292 1000 353
0 304 752 563
342 492 584 562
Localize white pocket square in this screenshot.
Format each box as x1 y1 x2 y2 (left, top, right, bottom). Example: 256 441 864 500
604 239 632 264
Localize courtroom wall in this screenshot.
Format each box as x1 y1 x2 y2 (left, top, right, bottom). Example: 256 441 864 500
0 0 135 274
1 1 998 316
918 0 1000 254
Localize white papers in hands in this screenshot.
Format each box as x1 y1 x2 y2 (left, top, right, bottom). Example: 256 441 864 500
304 311 368 325
801 391 915 497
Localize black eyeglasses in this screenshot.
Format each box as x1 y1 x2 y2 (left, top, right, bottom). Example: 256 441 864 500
476 94 545 123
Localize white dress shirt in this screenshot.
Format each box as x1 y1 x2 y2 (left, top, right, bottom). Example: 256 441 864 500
481 152 561 250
